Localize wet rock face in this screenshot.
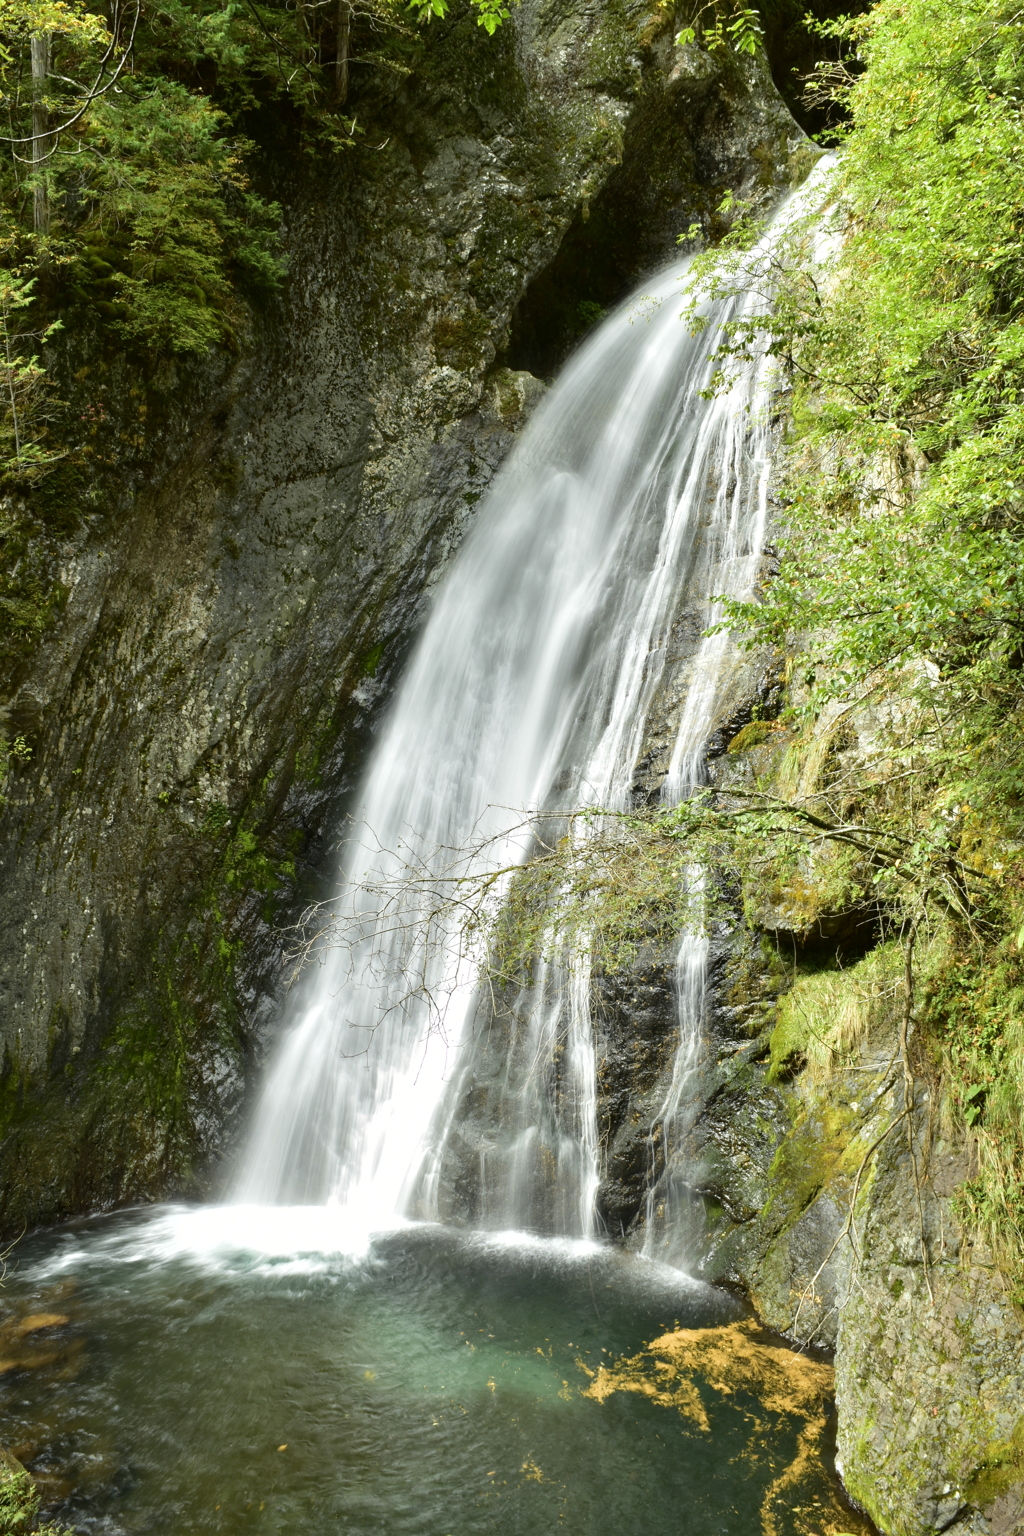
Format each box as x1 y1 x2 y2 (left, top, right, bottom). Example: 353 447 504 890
501 638 1022 1536
0 0 803 1229
834 1134 1024 1536
592 948 680 1237
589 919 784 1244
660 709 1024 1536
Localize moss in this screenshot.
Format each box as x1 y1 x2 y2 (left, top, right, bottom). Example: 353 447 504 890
0 724 313 1229
719 933 792 1040
432 306 492 370
743 839 869 942
361 641 385 677
290 628 400 788
491 819 696 984
488 369 536 429
767 1001 810 1082
577 0 644 95
965 1416 1024 1509
223 825 295 899
1 340 228 694
767 943 904 1083
103 1007 189 1126
727 719 776 752
761 1096 868 1233
0 496 71 681
928 931 1024 1280
0 894 247 1231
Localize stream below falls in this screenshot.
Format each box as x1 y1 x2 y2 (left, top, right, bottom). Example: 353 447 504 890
0 1207 870 1536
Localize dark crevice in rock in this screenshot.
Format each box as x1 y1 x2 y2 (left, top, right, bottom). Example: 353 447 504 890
504 52 810 381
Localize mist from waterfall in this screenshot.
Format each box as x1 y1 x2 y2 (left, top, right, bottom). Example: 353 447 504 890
233 162 833 1254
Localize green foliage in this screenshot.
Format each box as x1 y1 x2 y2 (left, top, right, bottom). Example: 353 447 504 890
405 0 518 32
0 1457 72 1535
466 0 512 34
1 0 298 359
65 76 283 354
699 0 1024 715
676 0 763 55
0 264 62 475
673 0 1024 1277
0 1461 34 1533
0 0 523 490
575 298 606 330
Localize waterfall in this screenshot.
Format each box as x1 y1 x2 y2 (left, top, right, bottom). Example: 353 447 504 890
640 916 710 1266
234 162 833 1250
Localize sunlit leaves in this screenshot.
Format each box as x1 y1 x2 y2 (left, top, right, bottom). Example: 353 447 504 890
692 0 1024 715
0 262 63 473
404 0 516 29
674 0 762 55
696 0 1024 1269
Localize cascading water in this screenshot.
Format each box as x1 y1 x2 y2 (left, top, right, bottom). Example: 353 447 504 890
0 161 869 1536
234 162 833 1250
640 913 710 1266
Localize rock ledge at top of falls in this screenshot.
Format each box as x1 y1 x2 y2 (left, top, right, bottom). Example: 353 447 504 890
0 0 806 1229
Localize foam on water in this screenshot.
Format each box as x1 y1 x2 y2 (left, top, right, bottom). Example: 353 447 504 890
23 1203 402 1279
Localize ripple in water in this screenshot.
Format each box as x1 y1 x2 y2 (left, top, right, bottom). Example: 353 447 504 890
0 1207 874 1536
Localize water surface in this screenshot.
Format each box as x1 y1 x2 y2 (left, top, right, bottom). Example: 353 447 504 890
0 1207 868 1536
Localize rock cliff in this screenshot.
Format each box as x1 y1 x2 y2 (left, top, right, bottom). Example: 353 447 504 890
0 0 803 1227
587 667 1024 1536
7 7 1016 1533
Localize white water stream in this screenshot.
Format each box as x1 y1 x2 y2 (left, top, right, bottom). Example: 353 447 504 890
233 164 833 1256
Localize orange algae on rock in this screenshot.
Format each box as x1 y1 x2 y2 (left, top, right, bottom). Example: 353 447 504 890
581 1317 832 1426
5 1314 69 1339
581 1319 872 1536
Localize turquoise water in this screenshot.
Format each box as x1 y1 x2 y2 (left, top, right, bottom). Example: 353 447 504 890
0 1207 863 1535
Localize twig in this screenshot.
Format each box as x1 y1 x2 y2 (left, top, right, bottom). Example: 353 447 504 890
901 914 935 1306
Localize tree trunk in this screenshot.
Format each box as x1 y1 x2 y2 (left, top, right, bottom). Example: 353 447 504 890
30 34 50 238
334 0 350 106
